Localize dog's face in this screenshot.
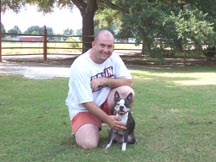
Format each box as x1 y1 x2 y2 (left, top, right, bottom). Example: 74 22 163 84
114 91 133 115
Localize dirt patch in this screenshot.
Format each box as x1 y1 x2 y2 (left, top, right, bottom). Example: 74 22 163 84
1 54 215 79
1 54 216 67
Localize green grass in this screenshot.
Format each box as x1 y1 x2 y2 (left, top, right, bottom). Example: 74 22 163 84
0 66 216 162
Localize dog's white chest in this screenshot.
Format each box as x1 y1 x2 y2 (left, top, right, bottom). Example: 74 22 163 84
117 113 128 124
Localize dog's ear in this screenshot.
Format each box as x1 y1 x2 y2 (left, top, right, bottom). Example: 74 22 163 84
114 91 120 102
126 93 133 102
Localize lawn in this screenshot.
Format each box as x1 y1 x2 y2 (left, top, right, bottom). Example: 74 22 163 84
0 66 216 162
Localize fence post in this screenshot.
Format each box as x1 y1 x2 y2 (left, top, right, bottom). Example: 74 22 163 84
183 50 187 65
0 0 2 62
43 26 47 62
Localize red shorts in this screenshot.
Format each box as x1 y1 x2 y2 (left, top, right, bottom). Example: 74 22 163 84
71 100 113 134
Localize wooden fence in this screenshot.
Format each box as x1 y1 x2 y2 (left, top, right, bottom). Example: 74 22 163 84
0 27 215 65
0 26 142 62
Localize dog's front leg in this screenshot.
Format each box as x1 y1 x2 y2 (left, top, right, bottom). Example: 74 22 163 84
121 130 129 151
105 129 115 149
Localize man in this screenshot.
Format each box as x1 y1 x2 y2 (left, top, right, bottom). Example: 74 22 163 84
65 29 135 149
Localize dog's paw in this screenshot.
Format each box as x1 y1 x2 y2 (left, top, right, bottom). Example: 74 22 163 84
127 134 136 144
121 142 127 151
105 144 111 149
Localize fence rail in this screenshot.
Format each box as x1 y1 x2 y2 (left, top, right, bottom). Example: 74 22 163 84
0 27 143 62
0 27 215 65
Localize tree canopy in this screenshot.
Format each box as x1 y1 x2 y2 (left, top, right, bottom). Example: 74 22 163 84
8 25 21 36
117 0 216 54
1 0 216 55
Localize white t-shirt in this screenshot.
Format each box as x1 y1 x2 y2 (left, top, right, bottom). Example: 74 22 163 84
65 49 132 120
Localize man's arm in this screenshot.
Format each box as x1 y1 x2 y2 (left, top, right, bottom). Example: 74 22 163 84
82 102 126 130
91 78 132 91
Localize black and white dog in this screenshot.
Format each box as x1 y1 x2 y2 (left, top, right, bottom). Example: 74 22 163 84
105 91 136 151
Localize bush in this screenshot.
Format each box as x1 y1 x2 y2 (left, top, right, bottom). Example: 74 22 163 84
204 46 216 60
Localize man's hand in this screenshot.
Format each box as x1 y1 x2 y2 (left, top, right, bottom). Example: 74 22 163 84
91 77 133 92
83 102 126 130
91 78 107 91
107 115 126 130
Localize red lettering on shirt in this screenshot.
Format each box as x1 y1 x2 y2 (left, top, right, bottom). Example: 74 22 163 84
90 66 114 81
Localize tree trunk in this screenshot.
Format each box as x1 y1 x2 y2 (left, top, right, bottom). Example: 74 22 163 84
142 37 152 55
81 0 97 53
141 41 145 55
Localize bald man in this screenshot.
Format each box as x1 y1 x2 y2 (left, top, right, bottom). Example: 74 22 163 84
66 30 135 149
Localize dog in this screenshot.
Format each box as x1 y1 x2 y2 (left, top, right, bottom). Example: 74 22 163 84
105 91 136 151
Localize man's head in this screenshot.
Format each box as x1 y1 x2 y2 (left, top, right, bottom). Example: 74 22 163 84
90 30 115 64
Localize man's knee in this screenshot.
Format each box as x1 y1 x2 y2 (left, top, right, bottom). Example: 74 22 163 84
75 124 99 149
76 137 98 149
107 86 135 108
110 86 135 99
118 85 135 98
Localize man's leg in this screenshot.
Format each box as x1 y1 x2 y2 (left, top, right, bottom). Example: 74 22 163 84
75 124 99 149
71 112 101 149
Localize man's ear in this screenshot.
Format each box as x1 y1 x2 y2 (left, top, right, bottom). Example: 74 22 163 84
92 41 96 47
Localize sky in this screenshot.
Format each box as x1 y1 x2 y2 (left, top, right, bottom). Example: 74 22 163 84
1 5 82 34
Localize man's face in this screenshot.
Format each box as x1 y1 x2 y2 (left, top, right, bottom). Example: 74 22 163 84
91 34 114 64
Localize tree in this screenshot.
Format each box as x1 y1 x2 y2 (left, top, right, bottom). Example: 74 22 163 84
8 25 21 34
1 23 6 38
168 6 215 50
119 0 168 54
1 0 25 13
2 0 216 56
72 0 122 52
187 0 216 36
94 6 122 35
74 1 96 52
63 28 74 36
1 23 6 33
119 0 216 56
24 26 43 35
26 0 98 52
1 0 122 53
24 25 54 38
